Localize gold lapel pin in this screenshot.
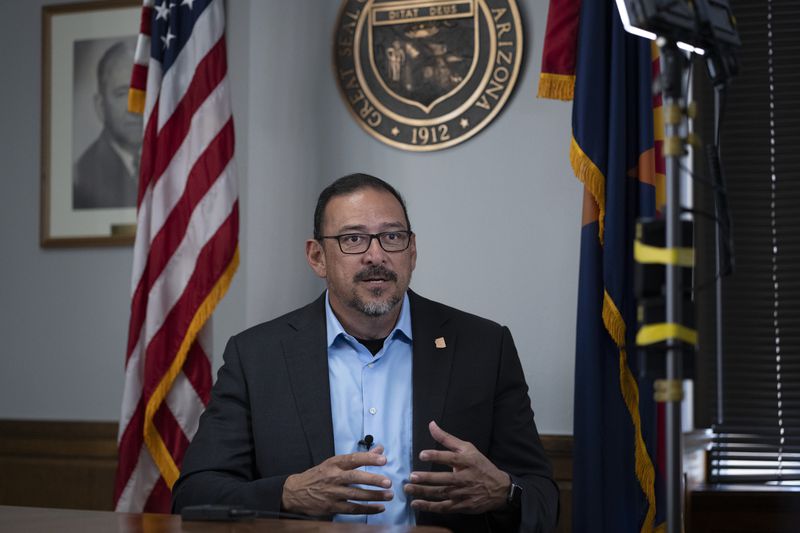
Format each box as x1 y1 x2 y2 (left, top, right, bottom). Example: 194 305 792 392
435 337 446 349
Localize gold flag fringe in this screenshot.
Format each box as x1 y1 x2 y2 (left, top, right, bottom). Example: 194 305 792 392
604 291 658 533
572 130 659 530
143 246 240 488
537 73 575 101
570 137 606 243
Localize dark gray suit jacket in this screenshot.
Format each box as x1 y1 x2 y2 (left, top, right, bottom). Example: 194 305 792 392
172 291 558 532
73 130 137 209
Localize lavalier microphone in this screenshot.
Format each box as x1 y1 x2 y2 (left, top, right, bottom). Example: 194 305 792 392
358 434 374 450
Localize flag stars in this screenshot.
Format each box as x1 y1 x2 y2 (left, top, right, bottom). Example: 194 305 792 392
154 2 170 20
181 0 196 8
161 29 176 49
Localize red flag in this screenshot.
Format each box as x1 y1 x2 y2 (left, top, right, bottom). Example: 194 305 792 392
537 0 581 100
114 0 238 512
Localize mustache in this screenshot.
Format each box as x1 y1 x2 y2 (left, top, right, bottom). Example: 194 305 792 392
353 265 398 282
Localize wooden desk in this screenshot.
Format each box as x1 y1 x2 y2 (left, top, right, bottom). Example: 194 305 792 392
0 506 450 533
689 484 800 533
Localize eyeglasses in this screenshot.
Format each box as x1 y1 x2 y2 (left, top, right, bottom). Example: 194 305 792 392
318 230 413 254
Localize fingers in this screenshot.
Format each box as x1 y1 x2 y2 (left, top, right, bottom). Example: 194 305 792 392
410 498 457 513
340 468 392 489
370 444 385 455
428 420 466 452
404 482 454 501
419 449 460 467
408 471 460 486
411 425 508 515
407 479 466 513
405 480 475 515
337 485 394 503
338 502 387 515
326 480 393 516
332 450 388 470
283 450 395 516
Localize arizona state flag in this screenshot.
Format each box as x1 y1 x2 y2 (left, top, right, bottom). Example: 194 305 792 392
569 1 665 532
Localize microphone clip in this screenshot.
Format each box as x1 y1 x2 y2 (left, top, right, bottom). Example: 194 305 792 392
358 434 374 450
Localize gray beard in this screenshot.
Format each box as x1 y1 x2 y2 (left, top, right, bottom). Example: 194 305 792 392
350 290 401 317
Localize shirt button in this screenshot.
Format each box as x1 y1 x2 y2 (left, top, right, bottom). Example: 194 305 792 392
369 407 377 415
368 363 374 368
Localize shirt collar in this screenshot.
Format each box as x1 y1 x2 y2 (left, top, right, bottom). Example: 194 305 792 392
325 291 412 347
108 137 137 177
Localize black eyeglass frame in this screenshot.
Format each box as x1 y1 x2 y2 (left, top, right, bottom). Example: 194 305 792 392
317 230 414 254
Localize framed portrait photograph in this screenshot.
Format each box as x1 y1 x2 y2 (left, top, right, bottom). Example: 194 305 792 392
41 0 141 247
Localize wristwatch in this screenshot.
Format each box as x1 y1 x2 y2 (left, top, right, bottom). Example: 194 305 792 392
507 481 523 509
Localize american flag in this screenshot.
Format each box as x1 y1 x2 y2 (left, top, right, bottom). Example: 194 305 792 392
114 0 238 512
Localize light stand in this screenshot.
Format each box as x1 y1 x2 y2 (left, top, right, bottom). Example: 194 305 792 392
618 2 740 533
660 40 691 533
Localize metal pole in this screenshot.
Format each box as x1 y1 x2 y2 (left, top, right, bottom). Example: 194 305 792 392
713 90 725 428
658 39 686 533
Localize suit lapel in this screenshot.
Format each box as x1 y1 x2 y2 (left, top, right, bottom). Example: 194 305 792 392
410 291 455 473
282 295 335 465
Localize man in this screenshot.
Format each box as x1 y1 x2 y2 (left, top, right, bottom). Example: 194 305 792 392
73 40 142 209
173 174 558 531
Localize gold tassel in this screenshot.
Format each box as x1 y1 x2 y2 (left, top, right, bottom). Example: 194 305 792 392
143 247 240 488
536 73 575 101
570 138 606 243
605 291 658 533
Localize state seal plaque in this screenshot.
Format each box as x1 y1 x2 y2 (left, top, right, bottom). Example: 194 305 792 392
334 0 523 151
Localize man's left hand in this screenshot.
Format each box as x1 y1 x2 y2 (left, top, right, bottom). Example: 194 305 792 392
404 421 511 514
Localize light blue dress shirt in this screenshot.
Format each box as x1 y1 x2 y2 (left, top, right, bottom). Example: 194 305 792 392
326 291 415 526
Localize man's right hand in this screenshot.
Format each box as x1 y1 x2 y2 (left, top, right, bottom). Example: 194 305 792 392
280 445 394 517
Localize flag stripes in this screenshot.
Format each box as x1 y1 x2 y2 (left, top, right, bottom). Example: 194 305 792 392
127 2 153 114
115 0 237 512
150 40 229 188
126 117 234 364
651 45 666 209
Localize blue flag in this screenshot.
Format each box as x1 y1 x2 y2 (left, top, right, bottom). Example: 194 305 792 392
570 1 664 531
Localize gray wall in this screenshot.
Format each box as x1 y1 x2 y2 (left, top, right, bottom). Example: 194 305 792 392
0 0 579 434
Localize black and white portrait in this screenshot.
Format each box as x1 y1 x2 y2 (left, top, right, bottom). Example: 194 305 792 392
72 36 142 210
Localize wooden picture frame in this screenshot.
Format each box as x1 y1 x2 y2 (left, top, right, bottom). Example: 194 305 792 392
41 0 141 247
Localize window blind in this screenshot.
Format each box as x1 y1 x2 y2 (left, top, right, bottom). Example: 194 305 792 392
697 0 800 484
